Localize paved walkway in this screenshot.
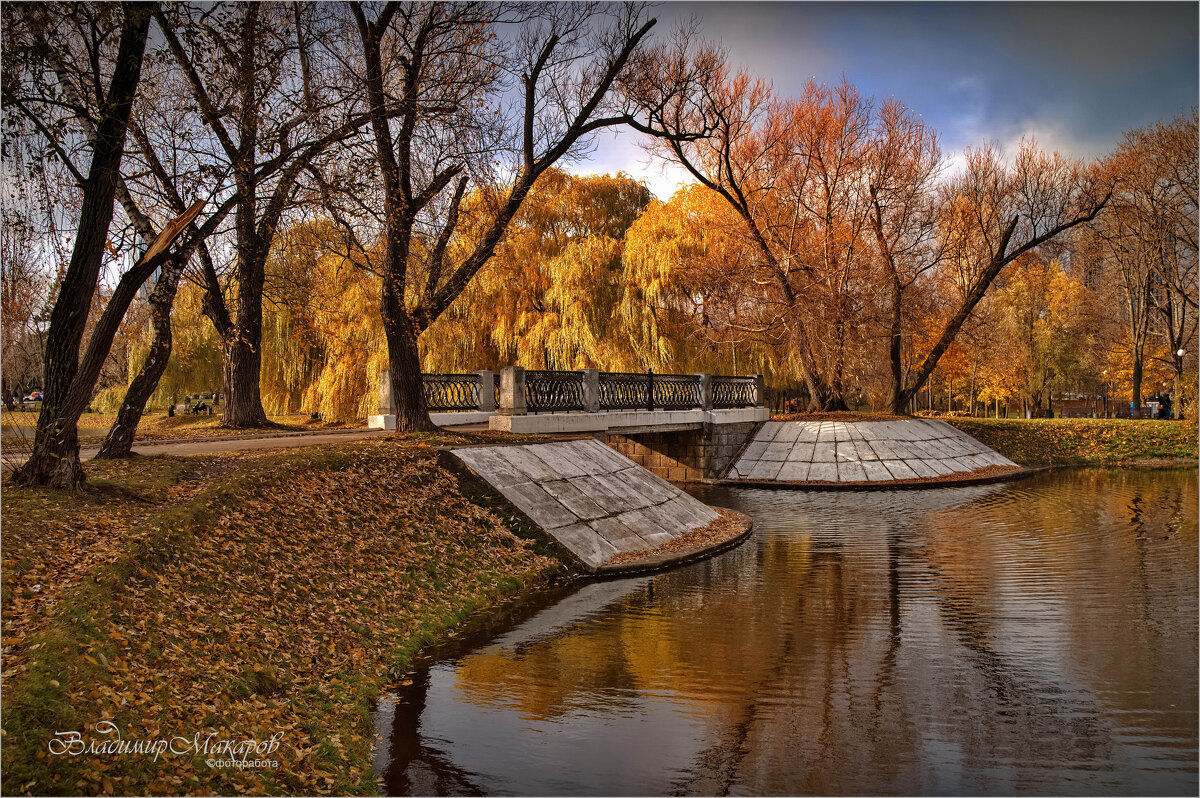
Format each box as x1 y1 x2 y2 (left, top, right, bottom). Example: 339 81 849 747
0 428 390 467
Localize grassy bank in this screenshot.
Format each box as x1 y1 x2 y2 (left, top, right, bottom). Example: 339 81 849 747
945 417 1199 466
1 436 569 796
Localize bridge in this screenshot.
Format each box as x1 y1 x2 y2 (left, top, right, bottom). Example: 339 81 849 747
370 367 770 481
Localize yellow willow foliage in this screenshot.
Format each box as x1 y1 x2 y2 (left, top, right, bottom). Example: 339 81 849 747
141 281 225 409
421 169 653 372
620 185 791 380
261 220 387 422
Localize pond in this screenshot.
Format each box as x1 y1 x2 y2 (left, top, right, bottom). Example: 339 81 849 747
374 468 1198 796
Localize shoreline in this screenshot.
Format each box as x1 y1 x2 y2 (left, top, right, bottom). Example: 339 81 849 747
2 422 1194 795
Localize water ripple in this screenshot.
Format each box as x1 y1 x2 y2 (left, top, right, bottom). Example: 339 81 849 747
378 468 1198 796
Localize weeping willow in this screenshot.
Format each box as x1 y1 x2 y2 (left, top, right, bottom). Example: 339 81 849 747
421 169 655 372
113 169 826 426
260 220 388 422
143 282 224 410
620 185 795 381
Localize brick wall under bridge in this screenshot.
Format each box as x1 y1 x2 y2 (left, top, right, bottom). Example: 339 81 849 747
604 421 760 483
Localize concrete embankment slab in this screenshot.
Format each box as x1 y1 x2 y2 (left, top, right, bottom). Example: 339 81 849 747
727 419 1020 486
449 439 722 571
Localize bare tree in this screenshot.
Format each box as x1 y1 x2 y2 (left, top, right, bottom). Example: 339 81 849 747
630 33 1112 415
629 61 842 409
884 143 1111 414
4 2 157 487
1141 111 1198 415
864 99 946 412
346 2 701 430
156 2 376 427
1092 112 1197 416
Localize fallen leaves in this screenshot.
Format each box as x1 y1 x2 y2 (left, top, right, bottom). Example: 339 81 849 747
2 438 563 795
606 508 749 566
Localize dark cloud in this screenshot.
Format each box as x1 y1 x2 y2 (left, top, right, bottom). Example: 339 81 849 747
589 1 1196 195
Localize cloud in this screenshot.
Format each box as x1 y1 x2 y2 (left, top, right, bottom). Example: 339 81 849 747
566 128 696 201
567 2 1196 196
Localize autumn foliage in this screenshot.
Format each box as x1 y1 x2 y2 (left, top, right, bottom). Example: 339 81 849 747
1 439 562 795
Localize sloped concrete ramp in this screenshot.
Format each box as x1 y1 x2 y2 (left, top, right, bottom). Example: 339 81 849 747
450 440 720 570
727 419 1018 484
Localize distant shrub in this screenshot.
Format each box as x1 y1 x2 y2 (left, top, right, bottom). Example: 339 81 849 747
90 385 126 414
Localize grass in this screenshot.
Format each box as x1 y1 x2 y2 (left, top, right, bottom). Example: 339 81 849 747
944 417 1198 466
1 435 571 796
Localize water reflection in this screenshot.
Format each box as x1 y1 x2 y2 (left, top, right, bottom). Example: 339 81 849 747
377 469 1198 796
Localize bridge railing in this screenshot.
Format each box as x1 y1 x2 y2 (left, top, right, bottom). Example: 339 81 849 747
385 368 763 414
712 376 759 409
525 370 586 412
422 373 482 411
595 371 705 411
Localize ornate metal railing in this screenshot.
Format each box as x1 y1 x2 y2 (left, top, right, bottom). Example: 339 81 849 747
712 375 759 408
422 373 481 411
405 369 762 415
597 371 703 411
653 373 703 410
598 371 649 410
525 369 585 412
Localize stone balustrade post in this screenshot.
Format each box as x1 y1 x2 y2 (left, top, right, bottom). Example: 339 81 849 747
379 370 395 414
697 373 713 410
499 366 527 415
754 374 766 407
476 369 496 412
581 368 600 412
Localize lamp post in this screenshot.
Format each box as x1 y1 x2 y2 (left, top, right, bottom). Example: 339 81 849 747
1173 349 1185 420
1101 369 1108 418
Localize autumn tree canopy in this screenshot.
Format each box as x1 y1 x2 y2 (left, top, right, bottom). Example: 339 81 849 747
2 1 1195 485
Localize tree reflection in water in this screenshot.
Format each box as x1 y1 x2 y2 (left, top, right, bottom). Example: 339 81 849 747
377 469 1198 796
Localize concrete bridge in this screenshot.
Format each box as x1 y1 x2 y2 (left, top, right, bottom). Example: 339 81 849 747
370 367 770 481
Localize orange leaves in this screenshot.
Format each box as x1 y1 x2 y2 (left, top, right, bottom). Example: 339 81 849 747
3 438 561 795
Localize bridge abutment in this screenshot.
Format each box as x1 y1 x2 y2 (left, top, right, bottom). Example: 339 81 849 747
605 420 759 483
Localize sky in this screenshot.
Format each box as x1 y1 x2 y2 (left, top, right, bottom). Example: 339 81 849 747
573 1 1199 200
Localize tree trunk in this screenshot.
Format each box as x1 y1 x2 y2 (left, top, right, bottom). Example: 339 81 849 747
222 334 269 427
96 255 186 458
1131 355 1144 419
17 421 84 488
220 238 268 426
12 4 153 488
886 276 907 414
381 282 435 432
969 364 977 416
822 389 850 412
219 6 270 429
1172 353 1183 420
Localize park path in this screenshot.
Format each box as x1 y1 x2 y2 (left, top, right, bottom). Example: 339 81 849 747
77 427 390 460
0 428 391 469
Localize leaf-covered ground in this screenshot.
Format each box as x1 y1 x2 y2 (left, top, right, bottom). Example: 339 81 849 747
0 411 362 444
1 436 567 796
945 417 1199 466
